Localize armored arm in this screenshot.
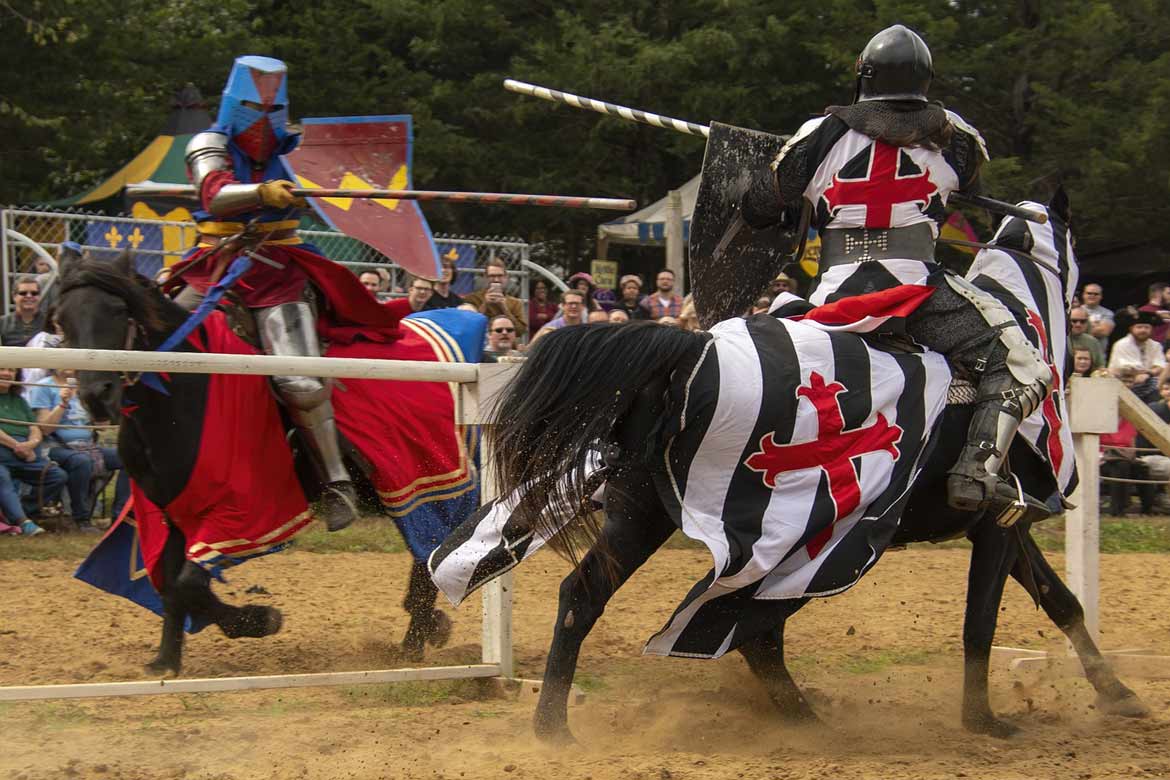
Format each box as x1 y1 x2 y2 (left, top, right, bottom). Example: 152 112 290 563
185 131 265 215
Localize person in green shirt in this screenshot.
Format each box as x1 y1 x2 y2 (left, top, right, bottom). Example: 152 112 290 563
0 368 66 536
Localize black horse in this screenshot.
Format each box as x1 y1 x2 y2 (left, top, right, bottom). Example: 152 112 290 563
484 316 1148 743
55 253 451 675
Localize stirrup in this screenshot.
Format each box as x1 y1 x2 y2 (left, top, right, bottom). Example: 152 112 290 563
318 481 359 533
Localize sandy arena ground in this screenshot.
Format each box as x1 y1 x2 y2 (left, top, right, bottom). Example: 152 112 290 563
2 544 1170 779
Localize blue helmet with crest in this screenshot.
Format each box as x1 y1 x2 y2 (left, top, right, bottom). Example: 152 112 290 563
216 55 292 161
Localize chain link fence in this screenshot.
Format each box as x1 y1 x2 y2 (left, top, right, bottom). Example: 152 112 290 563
0 207 531 314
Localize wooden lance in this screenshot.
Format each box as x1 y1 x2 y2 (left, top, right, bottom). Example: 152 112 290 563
126 182 636 212
503 78 1048 225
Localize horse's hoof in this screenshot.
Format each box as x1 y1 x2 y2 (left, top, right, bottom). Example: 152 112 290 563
220 606 283 639
963 712 1020 739
144 658 180 678
427 610 453 649
400 641 425 662
1099 691 1151 719
533 719 577 746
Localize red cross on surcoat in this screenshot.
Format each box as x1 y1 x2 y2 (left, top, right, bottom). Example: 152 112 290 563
744 372 903 558
822 141 938 229
1025 309 1064 475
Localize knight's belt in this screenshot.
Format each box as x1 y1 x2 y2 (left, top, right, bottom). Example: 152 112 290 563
196 220 302 248
819 223 935 268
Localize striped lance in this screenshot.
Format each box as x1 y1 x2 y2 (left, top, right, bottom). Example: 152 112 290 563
125 182 636 212
503 79 1048 225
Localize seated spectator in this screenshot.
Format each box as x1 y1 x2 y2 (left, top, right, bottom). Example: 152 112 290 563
1068 307 1105 370
28 368 129 533
529 279 559 333
751 296 773 315
359 271 383 297
482 315 521 362
0 368 65 535
677 295 700 331
463 261 529 338
566 272 603 312
1137 381 1170 513
21 305 63 391
1139 282 1170 344
640 269 684 320
406 277 434 312
587 310 609 324
769 273 795 298
1081 283 1114 349
1109 311 1165 393
424 255 463 310
609 309 630 324
1100 417 1156 516
0 276 46 347
613 275 646 321
1071 348 1095 378
531 289 587 346
658 315 679 327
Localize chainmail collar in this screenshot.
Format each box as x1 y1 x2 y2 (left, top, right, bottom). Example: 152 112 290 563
825 100 952 150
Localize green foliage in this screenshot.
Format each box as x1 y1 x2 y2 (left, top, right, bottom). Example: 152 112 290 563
4 0 1170 266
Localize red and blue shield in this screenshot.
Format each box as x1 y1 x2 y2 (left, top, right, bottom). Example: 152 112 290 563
283 115 442 280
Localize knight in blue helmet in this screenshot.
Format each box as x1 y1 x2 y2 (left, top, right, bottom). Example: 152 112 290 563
170 56 415 533
741 25 1054 526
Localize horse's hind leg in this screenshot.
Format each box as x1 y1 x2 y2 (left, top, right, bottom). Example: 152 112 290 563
146 524 188 676
174 563 283 640
738 607 816 722
1012 532 1149 718
534 471 676 743
961 520 1021 738
401 560 451 661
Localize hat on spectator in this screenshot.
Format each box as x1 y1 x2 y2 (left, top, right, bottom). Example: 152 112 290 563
1133 310 1161 327
567 271 596 288
619 274 642 289
60 241 83 255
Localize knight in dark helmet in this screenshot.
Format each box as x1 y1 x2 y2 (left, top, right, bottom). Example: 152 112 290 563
741 25 1054 523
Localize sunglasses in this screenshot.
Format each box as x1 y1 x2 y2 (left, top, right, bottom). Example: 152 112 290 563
15 290 38 297
1070 318 1088 323
492 327 515 334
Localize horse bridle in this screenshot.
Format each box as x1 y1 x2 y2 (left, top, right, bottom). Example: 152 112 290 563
118 316 149 388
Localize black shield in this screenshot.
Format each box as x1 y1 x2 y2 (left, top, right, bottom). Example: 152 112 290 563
689 122 800 328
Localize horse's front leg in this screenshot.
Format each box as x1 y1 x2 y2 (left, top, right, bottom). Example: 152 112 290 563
534 471 675 743
174 562 283 640
402 560 451 661
145 523 188 677
961 519 1021 738
1012 532 1148 718
737 605 815 722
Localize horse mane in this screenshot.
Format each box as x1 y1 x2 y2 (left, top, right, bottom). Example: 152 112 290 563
58 251 183 334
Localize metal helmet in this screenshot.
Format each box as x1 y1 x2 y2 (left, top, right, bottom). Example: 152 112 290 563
854 25 933 103
216 55 291 161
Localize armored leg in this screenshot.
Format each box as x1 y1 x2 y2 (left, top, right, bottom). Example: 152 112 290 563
254 301 358 532
907 276 1053 525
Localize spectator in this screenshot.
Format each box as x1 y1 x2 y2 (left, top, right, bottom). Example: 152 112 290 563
424 255 463 310
528 279 559 334
1100 418 1156 516
359 271 383 296
1138 282 1170 344
531 289 587 345
1068 306 1105 370
640 268 684 320
1081 283 1114 348
658 315 680 327
566 272 605 312
1109 310 1165 381
0 368 65 536
587 310 609 324
1071 348 1095 378
21 305 62 392
609 309 630 324
406 277 434 312
28 367 128 533
0 276 46 347
463 261 528 338
678 295 700 331
613 275 646 321
751 296 773 315
769 273 795 298
482 315 521 362
1137 381 1170 513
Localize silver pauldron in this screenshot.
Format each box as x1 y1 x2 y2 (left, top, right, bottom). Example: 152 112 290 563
185 131 263 215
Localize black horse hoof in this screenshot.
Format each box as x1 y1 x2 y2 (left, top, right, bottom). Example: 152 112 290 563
1099 691 1151 719
963 712 1020 738
144 657 181 678
220 605 283 639
427 610 453 649
533 718 577 746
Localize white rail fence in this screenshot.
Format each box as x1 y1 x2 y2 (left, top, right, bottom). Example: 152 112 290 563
0 350 522 702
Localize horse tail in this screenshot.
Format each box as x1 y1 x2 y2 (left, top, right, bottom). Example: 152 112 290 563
488 321 706 564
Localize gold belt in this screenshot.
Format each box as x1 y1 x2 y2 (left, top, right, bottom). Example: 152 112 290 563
196 220 302 248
